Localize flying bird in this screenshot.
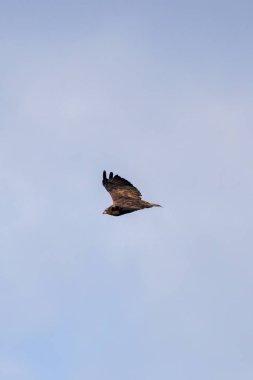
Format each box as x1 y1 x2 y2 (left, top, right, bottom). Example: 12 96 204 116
102 170 161 216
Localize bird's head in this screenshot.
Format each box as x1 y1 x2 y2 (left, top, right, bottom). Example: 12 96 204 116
102 206 120 216
102 207 111 215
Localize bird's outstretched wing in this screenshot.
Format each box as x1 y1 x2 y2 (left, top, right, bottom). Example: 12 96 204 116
102 170 142 204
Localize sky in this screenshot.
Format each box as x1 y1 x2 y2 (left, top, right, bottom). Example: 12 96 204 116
1 0 253 379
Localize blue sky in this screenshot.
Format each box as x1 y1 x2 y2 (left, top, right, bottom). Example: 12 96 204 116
1 1 253 379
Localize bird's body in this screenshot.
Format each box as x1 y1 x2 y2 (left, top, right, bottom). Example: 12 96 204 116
102 170 161 216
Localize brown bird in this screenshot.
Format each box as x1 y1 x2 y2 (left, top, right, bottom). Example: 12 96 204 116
102 170 161 216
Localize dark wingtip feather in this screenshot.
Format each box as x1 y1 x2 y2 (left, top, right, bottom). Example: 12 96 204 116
109 172 113 179
102 170 107 185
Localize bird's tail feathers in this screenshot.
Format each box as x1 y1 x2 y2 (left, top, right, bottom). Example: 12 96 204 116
142 201 162 208
150 203 162 207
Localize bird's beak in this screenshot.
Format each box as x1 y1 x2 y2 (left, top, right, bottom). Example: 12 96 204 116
102 211 106 214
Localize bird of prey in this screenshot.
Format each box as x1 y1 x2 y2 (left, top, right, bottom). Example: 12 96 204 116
102 170 161 216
